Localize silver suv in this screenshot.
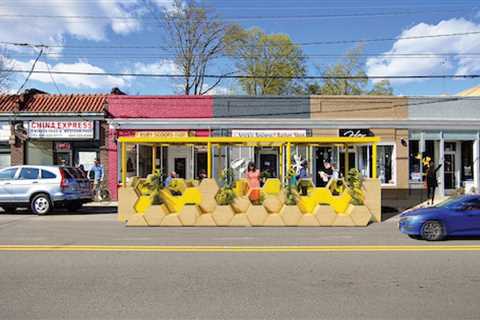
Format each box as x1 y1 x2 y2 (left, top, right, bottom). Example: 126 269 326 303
0 165 93 215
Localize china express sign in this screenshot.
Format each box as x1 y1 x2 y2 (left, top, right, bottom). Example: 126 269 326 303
28 121 94 139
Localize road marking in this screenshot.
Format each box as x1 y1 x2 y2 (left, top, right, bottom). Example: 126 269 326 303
0 245 480 252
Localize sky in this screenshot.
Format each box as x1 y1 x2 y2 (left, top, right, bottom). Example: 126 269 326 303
1 0 480 96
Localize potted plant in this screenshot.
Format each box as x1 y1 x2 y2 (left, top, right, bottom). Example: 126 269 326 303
213 168 236 225
345 168 371 226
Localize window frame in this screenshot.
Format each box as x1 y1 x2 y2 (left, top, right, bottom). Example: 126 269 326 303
377 142 397 187
0 168 18 180
18 167 40 180
41 170 57 179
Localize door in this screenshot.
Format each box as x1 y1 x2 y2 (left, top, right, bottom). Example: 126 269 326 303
259 154 277 178
174 158 186 178
0 167 19 203
461 200 480 234
444 153 456 190
13 167 41 202
339 152 356 177
195 152 207 179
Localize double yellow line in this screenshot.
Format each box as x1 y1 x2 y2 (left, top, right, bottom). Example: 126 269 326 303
1 245 480 252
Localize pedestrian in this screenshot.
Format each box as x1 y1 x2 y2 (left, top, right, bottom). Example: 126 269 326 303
163 171 177 187
198 169 207 181
297 160 308 180
88 158 104 200
246 162 260 190
426 160 442 205
318 160 334 187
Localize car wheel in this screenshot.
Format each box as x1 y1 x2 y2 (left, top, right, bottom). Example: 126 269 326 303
2 207 16 214
420 221 445 241
31 194 51 215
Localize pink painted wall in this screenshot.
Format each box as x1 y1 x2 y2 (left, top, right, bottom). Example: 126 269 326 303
107 96 214 200
108 95 213 118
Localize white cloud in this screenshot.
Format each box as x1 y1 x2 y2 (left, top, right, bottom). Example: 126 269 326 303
10 58 126 89
0 0 173 51
366 18 480 83
130 60 179 74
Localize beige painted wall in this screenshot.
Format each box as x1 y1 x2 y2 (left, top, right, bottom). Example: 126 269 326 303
310 96 408 119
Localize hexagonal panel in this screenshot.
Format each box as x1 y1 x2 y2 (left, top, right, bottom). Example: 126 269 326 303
264 213 285 226
198 178 219 197
212 205 235 226
231 196 250 213
126 214 148 227
161 214 182 226
333 215 355 227
350 205 372 226
263 195 283 213
199 198 217 213
281 205 302 226
314 205 336 226
229 213 251 227
331 191 352 214
246 205 268 226
143 204 169 226
195 213 217 226
298 214 320 227
179 205 200 226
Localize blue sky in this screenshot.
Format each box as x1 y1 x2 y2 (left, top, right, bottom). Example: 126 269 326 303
2 0 480 96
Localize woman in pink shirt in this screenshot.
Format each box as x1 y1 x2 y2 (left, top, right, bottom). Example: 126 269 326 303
246 162 260 189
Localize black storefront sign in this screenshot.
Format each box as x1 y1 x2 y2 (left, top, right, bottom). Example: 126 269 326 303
339 128 374 138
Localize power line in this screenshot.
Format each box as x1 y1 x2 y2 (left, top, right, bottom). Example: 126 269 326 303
16 48 43 94
0 8 473 21
3 69 480 80
2 31 480 50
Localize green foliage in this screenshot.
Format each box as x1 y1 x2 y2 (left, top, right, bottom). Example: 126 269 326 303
306 44 394 96
215 168 237 205
284 166 298 205
346 168 364 205
215 188 236 206
225 26 306 95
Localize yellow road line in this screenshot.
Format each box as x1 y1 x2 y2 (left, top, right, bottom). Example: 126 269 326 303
0 245 480 252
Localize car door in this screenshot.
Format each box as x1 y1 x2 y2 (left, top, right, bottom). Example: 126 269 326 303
461 199 480 235
13 167 40 202
0 168 19 203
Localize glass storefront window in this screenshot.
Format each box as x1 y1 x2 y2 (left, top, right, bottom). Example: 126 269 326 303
378 145 395 185
461 141 474 181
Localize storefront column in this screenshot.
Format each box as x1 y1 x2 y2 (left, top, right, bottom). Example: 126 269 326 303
207 142 212 178
344 144 349 176
286 142 291 173
121 142 127 186
474 133 480 192
279 144 283 182
438 133 445 196
151 144 157 174
372 143 377 179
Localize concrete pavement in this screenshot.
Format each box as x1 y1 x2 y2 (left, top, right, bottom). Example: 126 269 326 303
0 210 480 319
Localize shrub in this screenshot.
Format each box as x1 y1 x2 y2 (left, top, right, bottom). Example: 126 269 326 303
346 168 364 205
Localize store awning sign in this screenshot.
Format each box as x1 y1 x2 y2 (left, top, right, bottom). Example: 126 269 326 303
28 121 94 139
339 128 374 138
134 131 190 138
231 130 306 137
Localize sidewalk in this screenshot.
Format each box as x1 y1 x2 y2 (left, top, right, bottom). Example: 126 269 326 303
84 201 118 207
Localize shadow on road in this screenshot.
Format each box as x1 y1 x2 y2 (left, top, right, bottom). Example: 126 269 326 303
4 206 117 216
381 206 400 221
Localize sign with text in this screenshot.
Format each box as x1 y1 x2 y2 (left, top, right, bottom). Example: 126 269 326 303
232 130 306 138
339 129 374 138
134 131 190 138
28 121 94 139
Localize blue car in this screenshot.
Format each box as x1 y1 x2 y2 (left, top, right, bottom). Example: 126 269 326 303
399 195 480 241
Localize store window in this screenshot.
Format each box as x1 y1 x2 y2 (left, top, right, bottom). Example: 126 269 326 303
461 141 474 181
26 141 53 165
409 140 435 182
0 143 10 169
377 144 395 185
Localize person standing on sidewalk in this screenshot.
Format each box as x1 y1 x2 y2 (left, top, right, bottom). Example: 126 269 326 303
425 160 442 206
88 158 104 201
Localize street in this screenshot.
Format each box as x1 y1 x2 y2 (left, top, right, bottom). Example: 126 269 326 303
0 209 479 320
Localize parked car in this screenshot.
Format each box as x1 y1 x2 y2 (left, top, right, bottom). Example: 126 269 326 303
0 165 93 215
399 195 480 241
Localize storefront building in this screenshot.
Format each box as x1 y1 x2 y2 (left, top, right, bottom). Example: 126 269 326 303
0 92 108 177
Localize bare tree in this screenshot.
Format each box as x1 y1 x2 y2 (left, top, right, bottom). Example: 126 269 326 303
163 0 231 95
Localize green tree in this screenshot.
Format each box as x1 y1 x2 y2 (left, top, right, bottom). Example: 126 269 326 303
308 45 393 96
225 27 306 95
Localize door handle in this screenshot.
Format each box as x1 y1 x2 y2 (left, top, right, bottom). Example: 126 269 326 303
32 181 39 184
4 182 10 185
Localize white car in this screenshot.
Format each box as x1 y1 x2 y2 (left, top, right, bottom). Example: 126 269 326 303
0 165 93 215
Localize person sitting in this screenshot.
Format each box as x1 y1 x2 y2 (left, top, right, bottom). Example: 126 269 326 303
198 169 207 181
163 171 177 187
318 160 334 187
246 162 260 190
297 160 308 180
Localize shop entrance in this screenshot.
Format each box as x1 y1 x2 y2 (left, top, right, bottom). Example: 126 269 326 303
195 151 207 179
259 154 278 178
444 153 456 190
174 158 187 178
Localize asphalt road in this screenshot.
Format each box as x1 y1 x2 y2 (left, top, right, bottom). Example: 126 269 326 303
1 209 480 320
